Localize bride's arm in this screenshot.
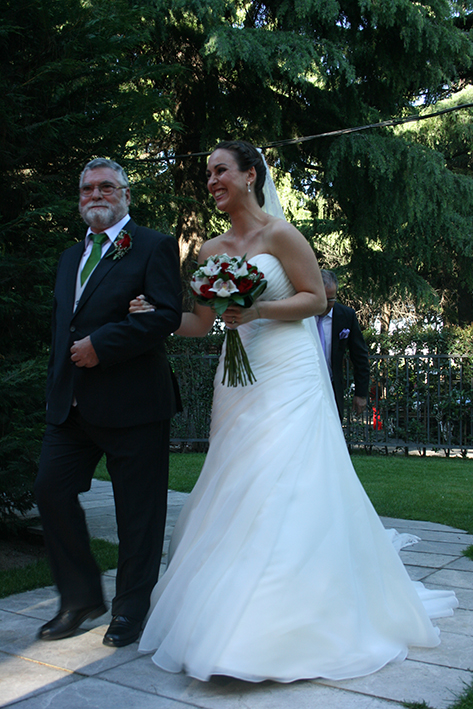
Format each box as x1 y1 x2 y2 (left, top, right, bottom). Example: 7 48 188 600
174 305 215 337
129 241 217 337
128 297 215 337
222 222 326 329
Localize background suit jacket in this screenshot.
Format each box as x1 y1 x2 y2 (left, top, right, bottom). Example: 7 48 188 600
46 219 182 427
330 302 370 420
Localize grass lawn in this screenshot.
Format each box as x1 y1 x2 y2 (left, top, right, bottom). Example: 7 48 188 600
352 454 473 534
0 538 118 600
95 452 473 533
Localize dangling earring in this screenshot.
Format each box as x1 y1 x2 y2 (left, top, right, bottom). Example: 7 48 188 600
247 182 251 193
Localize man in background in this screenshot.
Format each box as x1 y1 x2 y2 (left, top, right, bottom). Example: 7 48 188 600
316 270 370 421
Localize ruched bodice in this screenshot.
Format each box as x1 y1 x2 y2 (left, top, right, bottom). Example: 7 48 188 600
249 252 295 299
139 253 457 683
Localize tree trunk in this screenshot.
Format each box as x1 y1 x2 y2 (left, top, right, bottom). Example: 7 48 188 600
379 302 392 335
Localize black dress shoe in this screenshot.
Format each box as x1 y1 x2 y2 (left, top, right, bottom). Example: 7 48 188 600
103 615 142 647
38 604 107 641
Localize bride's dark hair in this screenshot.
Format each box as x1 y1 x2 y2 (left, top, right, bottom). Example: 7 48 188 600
213 140 266 208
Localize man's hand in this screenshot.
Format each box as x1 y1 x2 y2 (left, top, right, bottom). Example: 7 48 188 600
352 396 367 415
70 336 99 368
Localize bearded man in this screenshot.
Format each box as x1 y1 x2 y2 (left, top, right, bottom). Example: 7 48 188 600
34 158 182 647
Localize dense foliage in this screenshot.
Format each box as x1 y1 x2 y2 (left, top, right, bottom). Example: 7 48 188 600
2 0 473 524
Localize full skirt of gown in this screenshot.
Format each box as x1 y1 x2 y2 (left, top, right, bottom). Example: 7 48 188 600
139 254 457 683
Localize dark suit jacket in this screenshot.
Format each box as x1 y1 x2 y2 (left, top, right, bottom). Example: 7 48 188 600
46 218 182 427
330 302 370 420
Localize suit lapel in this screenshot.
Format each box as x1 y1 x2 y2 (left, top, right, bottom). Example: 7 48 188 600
64 243 85 316
73 219 137 317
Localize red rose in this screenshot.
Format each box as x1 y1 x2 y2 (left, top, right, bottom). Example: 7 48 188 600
238 278 254 294
200 284 214 299
110 230 133 260
117 234 131 249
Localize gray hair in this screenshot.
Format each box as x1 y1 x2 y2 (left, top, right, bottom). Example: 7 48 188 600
80 158 129 188
321 270 338 291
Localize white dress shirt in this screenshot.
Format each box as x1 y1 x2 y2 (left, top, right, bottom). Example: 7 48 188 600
317 309 333 379
74 214 130 312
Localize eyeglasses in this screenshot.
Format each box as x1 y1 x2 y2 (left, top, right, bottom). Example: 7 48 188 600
79 183 127 197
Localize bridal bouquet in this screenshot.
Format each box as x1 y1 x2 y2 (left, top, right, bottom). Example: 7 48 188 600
190 253 267 386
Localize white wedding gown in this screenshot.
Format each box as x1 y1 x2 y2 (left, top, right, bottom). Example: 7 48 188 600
139 254 457 683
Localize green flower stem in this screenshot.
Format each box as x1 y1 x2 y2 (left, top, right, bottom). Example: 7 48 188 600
222 329 256 387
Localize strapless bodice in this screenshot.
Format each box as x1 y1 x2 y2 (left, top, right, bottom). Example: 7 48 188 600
246 253 295 303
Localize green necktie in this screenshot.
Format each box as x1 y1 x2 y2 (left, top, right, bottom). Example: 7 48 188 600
80 233 108 285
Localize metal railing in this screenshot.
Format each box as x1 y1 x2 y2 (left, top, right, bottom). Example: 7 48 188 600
344 354 473 456
169 353 219 450
169 353 473 455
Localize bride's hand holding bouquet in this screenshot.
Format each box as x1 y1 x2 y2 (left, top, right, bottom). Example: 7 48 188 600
190 253 267 387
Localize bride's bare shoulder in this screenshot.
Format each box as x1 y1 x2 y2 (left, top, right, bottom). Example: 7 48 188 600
198 233 229 261
268 217 298 235
265 218 317 265
265 217 306 246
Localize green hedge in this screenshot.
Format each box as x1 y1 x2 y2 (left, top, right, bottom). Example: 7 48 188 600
0 356 48 531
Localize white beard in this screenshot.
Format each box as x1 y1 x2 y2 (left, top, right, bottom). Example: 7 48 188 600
80 200 128 230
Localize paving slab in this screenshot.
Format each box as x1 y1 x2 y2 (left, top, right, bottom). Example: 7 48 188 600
1 481 471 709
399 550 461 568
3 676 193 709
381 517 469 534
425 568 473 589
319 659 472 709
434 608 473 636
0 651 79 707
0 587 58 619
445 556 473 571
408 629 473 671
99 657 405 709
413 539 473 555
0 617 142 679
401 565 441 581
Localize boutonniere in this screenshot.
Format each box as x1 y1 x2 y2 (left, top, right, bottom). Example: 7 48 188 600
107 230 132 260
339 328 350 339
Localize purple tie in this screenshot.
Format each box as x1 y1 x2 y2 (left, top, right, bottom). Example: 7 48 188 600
317 316 326 356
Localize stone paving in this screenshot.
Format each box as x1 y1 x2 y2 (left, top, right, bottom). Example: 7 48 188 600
1 479 472 709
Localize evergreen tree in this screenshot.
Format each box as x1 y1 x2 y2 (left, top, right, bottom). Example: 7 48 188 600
399 88 473 324
0 0 176 525
2 0 473 522
131 0 473 321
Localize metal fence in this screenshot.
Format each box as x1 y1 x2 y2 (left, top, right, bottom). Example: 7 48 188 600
169 353 219 451
344 354 473 456
169 353 473 455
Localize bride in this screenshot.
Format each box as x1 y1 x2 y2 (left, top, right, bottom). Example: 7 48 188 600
132 139 457 683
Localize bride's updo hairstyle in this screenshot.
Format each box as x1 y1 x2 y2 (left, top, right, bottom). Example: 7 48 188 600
213 140 266 208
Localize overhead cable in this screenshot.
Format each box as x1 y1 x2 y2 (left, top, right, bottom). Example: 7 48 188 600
173 102 473 159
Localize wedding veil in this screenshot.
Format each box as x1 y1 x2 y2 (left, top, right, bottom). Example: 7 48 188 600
259 152 286 221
